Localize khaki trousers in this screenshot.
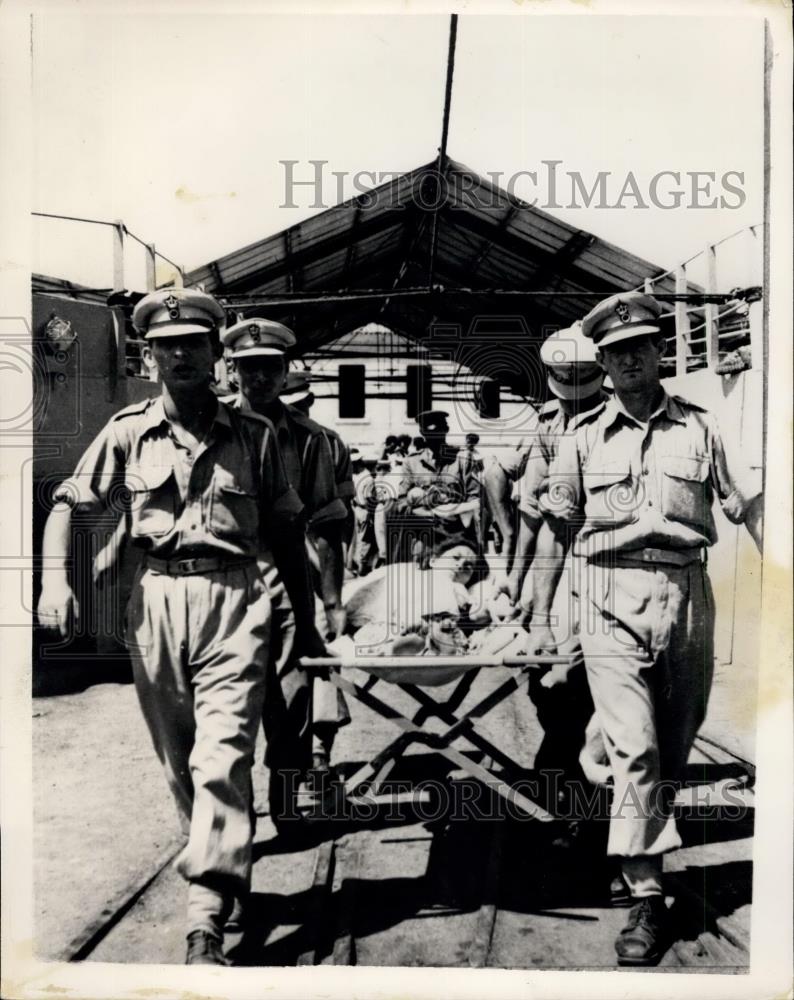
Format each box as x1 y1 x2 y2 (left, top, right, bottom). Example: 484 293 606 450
259 558 349 774
125 562 270 898
524 557 603 794
579 560 714 858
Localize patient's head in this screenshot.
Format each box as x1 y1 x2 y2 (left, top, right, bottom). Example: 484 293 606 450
427 536 479 585
421 610 469 655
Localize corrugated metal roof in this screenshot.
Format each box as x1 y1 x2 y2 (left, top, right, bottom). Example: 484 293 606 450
186 159 696 391
32 161 704 392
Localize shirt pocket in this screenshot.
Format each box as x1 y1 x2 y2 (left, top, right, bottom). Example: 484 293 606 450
582 462 636 526
660 455 709 527
208 468 259 544
125 464 176 539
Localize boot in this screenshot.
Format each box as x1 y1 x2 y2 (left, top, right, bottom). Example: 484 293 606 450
615 896 670 966
186 930 229 966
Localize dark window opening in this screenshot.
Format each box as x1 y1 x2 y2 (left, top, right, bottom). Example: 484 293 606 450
476 378 501 418
339 364 366 418
406 364 433 418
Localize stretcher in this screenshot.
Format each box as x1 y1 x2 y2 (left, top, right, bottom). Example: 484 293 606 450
299 651 573 822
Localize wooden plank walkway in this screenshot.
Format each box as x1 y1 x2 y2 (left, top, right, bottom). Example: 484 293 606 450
80 666 753 970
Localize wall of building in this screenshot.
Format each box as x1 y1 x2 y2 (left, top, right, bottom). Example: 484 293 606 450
302 326 539 461
661 366 763 670
32 293 159 681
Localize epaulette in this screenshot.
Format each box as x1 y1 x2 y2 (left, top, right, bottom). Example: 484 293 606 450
217 398 274 430
110 398 156 421
239 409 272 424
669 393 708 414
283 403 330 438
569 399 607 430
217 393 270 422
538 399 561 420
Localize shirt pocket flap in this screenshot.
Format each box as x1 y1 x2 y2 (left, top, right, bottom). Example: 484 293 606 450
662 456 708 483
125 464 173 493
213 468 256 497
584 463 631 491
209 468 258 541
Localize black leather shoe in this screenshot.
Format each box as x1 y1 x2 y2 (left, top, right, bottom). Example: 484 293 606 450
615 896 669 966
186 930 229 966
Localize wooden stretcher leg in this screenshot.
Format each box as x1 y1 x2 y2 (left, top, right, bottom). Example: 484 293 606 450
399 678 526 776
409 670 477 727
368 756 398 796
326 669 553 822
343 730 423 798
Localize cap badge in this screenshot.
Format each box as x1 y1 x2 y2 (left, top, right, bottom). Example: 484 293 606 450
248 324 261 343
163 294 180 320
615 301 631 324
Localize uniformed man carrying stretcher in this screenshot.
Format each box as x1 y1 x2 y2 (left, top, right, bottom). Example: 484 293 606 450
502 322 609 821
221 320 350 786
527 291 763 965
37 289 328 965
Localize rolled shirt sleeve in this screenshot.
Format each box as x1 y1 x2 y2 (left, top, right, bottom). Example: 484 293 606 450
303 432 347 526
708 415 763 524
538 432 585 524
52 422 127 512
518 439 552 525
498 445 526 481
331 435 355 503
259 423 304 529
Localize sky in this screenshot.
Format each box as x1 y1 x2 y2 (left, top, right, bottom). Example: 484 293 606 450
31 11 766 293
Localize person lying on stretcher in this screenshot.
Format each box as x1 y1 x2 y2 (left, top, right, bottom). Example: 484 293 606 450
352 574 471 657
342 534 530 660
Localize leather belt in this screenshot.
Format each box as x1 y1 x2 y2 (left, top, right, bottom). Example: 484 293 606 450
594 546 705 568
143 555 256 577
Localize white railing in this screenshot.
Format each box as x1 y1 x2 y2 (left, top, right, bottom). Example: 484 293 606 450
31 212 185 292
641 224 764 376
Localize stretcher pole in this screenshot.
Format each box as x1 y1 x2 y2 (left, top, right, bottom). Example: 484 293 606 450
298 653 574 823
299 653 571 671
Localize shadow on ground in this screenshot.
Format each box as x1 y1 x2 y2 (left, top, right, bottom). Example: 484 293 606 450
232 753 753 967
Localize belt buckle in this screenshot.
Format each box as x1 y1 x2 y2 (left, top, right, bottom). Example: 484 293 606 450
176 558 198 574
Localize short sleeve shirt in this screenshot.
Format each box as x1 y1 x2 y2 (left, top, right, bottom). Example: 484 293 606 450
497 438 532 483
494 403 541 482
226 395 347 526
458 448 485 496
519 395 608 526
540 391 762 558
324 427 355 503
352 468 376 509
398 446 479 505
54 396 303 560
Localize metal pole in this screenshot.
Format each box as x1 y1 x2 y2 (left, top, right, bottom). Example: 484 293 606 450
704 245 719 369
674 264 690 376
112 219 125 291
427 14 458 288
299 653 571 671
145 243 157 291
